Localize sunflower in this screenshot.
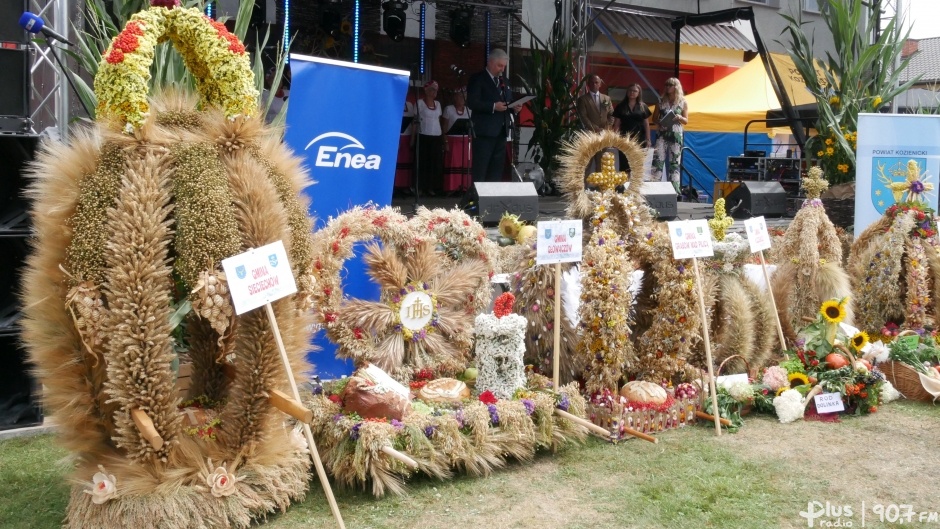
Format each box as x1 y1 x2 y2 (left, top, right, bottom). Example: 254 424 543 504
820 300 846 324
776 386 789 396
788 372 810 387
850 331 870 350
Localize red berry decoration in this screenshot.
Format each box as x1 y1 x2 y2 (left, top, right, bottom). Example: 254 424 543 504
493 292 515 319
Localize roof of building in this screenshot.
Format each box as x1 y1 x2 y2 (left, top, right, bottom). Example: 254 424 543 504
594 10 757 52
901 37 940 84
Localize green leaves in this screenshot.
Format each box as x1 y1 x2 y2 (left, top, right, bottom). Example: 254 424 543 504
516 33 583 183
780 0 921 184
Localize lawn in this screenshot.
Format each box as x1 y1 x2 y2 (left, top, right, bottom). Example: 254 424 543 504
2 400 938 529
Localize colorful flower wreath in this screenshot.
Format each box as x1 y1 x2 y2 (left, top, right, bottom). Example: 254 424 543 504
310 206 427 362
95 4 258 132
411 206 497 313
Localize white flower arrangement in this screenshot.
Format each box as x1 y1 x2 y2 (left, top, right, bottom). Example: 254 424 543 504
773 389 805 424
474 312 527 400
711 232 751 269
864 340 890 364
727 381 755 403
880 380 901 403
85 465 117 504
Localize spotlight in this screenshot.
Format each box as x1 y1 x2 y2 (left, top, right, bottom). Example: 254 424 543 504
451 5 473 48
382 1 406 42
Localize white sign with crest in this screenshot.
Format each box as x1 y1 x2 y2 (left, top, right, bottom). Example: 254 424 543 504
222 240 298 315
667 219 714 259
536 219 583 264
744 216 772 253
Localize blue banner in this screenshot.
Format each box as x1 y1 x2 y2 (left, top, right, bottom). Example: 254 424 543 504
285 55 410 379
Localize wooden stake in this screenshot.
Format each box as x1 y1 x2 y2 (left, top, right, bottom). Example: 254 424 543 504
552 262 562 390
267 389 314 424
695 410 732 427
758 250 788 351
553 408 658 444
380 446 419 469
264 303 346 529
553 408 613 439
692 257 722 436
131 408 164 450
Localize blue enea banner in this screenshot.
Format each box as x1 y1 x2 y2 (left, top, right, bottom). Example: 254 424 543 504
285 55 410 379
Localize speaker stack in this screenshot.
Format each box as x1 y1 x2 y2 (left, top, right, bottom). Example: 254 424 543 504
0 1 41 430
0 135 42 431
468 181 539 224
639 182 678 219
715 181 788 219
0 0 30 133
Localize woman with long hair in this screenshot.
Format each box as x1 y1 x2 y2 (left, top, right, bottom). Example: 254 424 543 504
612 83 651 171
651 77 689 193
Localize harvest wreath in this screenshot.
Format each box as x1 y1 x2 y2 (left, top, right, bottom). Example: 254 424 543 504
305 366 588 496
95 3 258 131
22 3 316 526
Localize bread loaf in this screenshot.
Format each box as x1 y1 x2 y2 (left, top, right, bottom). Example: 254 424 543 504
418 378 470 403
619 380 668 404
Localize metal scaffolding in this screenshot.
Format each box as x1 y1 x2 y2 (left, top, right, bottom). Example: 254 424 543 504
28 0 72 139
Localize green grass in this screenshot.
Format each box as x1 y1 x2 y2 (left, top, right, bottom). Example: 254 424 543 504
0 435 70 528
2 401 938 528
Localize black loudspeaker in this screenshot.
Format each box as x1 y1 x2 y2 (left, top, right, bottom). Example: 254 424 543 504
718 181 787 218
0 1 28 44
0 135 41 431
471 181 539 223
0 48 29 122
640 182 678 219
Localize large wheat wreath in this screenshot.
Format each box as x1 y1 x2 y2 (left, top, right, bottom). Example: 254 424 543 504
21 4 315 527
554 129 703 390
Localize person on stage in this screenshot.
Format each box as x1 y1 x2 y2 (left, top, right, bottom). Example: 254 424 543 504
575 73 614 133
443 87 471 134
414 80 445 196
651 77 689 193
467 48 515 183
612 82 652 172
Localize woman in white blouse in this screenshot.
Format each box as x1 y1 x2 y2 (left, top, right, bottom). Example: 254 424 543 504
414 80 444 196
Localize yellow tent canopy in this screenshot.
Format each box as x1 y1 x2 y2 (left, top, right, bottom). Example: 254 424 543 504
682 53 819 133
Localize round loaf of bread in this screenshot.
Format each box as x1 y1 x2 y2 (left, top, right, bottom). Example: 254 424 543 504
619 380 668 404
418 378 470 403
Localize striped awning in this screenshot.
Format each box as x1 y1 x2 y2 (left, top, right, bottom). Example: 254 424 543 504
593 10 757 52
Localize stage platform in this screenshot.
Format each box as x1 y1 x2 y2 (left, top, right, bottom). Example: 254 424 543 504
390 193 797 232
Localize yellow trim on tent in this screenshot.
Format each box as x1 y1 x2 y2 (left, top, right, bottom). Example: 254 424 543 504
680 53 820 133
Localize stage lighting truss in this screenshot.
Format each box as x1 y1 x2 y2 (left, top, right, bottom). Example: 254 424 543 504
382 0 407 42
450 5 473 48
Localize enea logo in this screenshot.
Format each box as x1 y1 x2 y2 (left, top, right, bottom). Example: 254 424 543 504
305 132 381 170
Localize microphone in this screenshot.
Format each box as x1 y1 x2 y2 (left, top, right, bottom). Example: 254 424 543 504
19 12 74 46
450 64 465 76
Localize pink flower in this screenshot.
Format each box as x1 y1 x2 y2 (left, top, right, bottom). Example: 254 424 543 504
761 365 789 391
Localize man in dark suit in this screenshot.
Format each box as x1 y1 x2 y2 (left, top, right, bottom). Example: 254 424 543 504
467 48 513 183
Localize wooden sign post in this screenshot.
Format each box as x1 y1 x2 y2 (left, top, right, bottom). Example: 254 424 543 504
223 242 346 529
667 219 722 436
743 216 787 351
535 219 583 390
